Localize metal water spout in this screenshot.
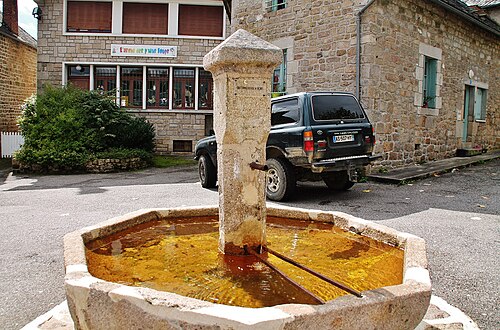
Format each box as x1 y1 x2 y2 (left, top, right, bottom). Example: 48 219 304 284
203 29 282 255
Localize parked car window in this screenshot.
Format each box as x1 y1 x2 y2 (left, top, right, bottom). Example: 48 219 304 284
271 98 300 126
312 95 365 121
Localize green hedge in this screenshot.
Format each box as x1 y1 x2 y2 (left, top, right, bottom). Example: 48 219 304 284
16 85 155 170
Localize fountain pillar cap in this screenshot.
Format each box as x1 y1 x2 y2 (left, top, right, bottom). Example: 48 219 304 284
204 29 283 74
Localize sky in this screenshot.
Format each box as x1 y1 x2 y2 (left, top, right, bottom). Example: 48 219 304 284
1 0 38 39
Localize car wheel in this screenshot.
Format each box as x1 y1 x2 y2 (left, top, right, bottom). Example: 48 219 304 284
322 171 355 191
198 155 217 188
266 158 296 201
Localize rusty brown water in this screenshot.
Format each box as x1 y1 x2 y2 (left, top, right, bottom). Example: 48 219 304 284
86 216 403 308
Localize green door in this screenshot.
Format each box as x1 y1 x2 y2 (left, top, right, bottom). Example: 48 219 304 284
463 86 474 142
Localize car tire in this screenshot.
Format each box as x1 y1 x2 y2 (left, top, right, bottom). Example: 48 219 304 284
322 171 355 191
198 154 217 188
266 158 296 201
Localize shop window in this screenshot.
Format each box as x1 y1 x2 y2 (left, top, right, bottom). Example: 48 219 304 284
95 67 117 96
178 5 223 37
272 49 287 97
67 65 90 90
121 67 143 108
266 0 287 12
422 56 437 109
198 69 213 110
147 68 169 108
173 140 193 153
66 1 112 33
122 3 168 35
173 68 195 109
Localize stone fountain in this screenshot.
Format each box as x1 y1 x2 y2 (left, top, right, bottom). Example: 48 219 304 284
64 30 431 329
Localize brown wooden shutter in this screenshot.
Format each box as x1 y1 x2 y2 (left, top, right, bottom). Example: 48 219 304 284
67 1 112 33
122 3 168 34
178 5 223 37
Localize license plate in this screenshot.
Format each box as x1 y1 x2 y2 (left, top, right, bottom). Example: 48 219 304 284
333 134 355 143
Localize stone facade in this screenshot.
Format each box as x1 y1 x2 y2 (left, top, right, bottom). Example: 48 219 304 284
36 0 229 154
0 27 37 133
232 0 500 168
133 111 208 153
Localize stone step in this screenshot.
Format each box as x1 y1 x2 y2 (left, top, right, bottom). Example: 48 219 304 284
456 148 485 157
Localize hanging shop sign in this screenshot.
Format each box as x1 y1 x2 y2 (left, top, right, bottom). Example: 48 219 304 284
111 44 178 58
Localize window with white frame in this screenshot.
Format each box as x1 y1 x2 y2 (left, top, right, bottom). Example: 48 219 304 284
415 43 442 115
122 3 168 35
66 1 112 33
173 68 195 109
67 65 90 89
65 65 214 111
95 67 117 95
65 1 225 38
121 67 143 108
147 68 169 108
178 5 224 37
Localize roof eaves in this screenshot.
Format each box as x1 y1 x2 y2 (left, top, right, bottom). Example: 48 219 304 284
0 10 37 48
429 0 500 37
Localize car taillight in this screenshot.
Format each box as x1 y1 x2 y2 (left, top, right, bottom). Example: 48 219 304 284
304 130 314 152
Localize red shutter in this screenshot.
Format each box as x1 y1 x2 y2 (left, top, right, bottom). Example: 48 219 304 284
178 5 223 37
122 3 168 35
67 1 112 33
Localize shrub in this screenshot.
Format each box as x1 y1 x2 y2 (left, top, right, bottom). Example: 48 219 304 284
16 85 155 170
92 148 153 162
105 116 155 152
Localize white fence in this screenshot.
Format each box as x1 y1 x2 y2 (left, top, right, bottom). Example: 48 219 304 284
1 132 24 158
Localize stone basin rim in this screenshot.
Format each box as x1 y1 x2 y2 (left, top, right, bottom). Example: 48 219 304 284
64 205 432 329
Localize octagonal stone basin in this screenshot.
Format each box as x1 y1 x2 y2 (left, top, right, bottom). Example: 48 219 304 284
64 205 431 330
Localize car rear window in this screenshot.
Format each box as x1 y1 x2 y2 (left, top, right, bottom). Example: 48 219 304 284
312 95 365 121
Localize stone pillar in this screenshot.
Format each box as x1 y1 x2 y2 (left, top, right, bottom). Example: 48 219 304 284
203 29 282 255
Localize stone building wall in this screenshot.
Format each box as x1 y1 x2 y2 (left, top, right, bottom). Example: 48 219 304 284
361 0 499 167
133 111 208 153
37 0 227 154
233 0 499 168
232 0 361 94
0 31 37 132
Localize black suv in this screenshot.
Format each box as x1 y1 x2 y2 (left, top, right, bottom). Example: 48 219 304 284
195 92 379 201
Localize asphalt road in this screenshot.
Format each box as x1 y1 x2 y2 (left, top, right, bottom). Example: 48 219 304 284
0 159 498 329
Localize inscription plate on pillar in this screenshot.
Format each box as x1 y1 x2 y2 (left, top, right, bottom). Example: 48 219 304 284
234 79 268 97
